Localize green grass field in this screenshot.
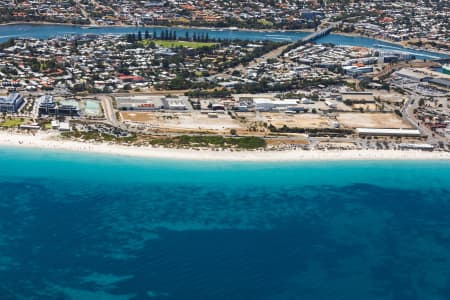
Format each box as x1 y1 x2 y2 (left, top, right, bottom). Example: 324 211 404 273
141 39 216 49
0 118 24 127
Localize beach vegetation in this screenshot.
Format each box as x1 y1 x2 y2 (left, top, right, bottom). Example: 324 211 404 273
61 131 137 143
150 135 266 149
268 124 353 137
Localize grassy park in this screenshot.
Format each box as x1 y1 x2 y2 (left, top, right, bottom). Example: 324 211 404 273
141 39 217 49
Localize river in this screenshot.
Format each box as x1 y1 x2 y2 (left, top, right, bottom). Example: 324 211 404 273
0 24 447 60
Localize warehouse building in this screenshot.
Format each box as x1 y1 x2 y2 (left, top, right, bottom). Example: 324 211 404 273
356 128 421 137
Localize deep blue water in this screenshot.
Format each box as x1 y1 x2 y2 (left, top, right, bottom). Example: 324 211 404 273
0 147 450 300
0 24 447 60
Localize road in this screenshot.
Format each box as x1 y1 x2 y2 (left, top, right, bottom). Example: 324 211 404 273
211 43 292 80
401 92 448 145
99 95 120 127
74 0 97 25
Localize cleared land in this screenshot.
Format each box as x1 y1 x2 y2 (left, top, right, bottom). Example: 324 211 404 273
120 111 242 131
264 113 330 129
337 113 413 129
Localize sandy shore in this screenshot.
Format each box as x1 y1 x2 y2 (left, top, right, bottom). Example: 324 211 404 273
0 131 449 161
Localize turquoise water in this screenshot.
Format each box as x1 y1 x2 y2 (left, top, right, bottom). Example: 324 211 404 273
0 24 447 60
0 147 450 299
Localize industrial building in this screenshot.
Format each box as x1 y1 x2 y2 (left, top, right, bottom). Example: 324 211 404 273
163 98 188 110
0 93 24 113
252 98 298 112
429 78 450 89
394 69 432 82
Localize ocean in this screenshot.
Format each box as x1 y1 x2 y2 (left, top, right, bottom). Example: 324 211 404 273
0 147 450 300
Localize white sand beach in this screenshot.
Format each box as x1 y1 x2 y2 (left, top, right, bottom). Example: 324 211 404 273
0 131 449 161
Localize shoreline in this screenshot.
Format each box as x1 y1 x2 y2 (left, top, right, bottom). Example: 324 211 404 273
0 21 312 33
334 31 450 56
1 131 449 162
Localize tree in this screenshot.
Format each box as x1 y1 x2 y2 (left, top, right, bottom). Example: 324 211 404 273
137 31 142 41
144 30 150 39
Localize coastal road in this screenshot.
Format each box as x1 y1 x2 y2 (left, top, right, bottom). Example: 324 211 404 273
100 95 120 127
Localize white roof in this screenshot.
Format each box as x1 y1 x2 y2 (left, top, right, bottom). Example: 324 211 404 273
357 128 421 136
253 98 298 105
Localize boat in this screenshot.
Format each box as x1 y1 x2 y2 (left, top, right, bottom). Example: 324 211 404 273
442 64 450 75
81 26 99 30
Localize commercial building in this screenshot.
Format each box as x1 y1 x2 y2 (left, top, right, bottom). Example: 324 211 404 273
116 96 164 111
39 95 79 116
0 93 24 113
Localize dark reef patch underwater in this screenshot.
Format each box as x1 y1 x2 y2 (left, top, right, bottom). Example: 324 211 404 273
0 148 449 300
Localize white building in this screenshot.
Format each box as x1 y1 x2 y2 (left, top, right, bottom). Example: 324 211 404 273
253 98 298 111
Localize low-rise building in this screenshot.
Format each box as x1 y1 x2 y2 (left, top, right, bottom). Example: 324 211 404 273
253 98 298 112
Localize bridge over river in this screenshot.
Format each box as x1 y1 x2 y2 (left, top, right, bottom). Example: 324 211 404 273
301 25 335 43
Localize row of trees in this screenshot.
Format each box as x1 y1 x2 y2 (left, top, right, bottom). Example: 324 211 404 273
126 30 212 43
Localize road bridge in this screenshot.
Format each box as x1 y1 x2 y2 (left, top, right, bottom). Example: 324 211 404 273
301 25 334 43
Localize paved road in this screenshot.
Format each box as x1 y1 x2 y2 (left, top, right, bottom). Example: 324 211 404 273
211 43 292 80
99 95 119 127
402 92 448 145
74 0 97 25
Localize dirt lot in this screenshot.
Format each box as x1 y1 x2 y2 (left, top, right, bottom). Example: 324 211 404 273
120 111 243 132
263 113 331 129
371 90 406 103
337 113 413 129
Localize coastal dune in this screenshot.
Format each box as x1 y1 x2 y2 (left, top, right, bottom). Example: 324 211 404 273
1 131 449 161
